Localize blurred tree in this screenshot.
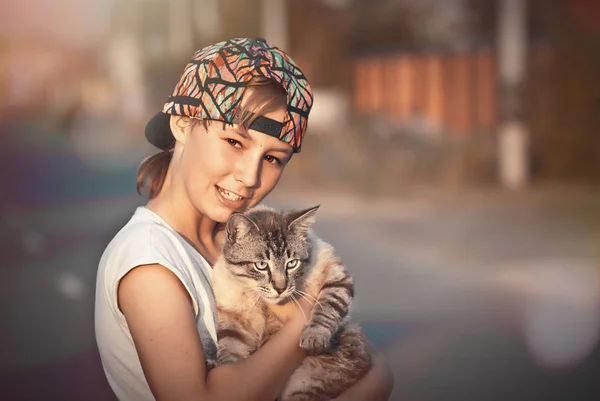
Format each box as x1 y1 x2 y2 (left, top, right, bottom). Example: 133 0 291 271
217 0 262 45
344 0 417 53
289 0 348 87
344 0 484 53
526 0 600 183
466 0 498 44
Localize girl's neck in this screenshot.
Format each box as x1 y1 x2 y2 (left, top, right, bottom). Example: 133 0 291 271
146 170 224 265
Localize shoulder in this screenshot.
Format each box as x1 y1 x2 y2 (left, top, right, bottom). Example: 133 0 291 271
99 208 196 284
97 207 208 317
105 209 182 262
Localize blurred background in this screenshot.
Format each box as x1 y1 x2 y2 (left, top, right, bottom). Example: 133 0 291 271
1 0 600 400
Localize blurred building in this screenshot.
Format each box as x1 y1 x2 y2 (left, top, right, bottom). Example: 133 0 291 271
1 0 599 188
305 0 600 188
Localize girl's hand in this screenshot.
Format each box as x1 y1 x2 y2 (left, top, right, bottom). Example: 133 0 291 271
267 295 315 325
332 341 394 401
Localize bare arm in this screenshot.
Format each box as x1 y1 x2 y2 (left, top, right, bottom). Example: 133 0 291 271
118 263 308 401
332 341 394 401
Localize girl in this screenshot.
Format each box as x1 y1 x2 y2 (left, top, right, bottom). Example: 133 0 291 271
95 37 393 401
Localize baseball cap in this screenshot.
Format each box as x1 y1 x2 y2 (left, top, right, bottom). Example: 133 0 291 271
144 37 313 152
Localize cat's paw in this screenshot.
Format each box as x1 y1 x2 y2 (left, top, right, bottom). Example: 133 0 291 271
300 324 332 354
216 349 236 365
205 359 218 371
216 351 239 365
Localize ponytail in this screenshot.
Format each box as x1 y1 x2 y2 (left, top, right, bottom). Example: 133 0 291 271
136 150 173 199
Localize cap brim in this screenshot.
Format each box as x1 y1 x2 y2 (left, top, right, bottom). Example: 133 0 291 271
145 111 174 150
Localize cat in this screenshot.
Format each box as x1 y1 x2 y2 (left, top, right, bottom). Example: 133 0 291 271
209 204 372 401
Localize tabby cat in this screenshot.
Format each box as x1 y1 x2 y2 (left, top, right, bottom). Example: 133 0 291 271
210 205 371 401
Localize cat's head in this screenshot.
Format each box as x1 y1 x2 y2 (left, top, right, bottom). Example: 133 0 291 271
221 205 319 304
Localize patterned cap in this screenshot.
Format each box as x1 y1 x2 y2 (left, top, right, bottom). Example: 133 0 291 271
145 37 313 152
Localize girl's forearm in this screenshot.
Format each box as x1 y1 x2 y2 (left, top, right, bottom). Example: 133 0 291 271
204 317 306 401
333 345 394 401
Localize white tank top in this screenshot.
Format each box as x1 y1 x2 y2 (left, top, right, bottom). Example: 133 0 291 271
94 206 218 401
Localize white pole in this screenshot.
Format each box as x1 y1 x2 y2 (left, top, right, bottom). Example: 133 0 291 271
497 0 529 189
168 0 194 58
106 0 145 119
193 0 221 39
261 0 289 50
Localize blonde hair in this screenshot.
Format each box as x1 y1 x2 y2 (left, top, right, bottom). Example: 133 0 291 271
137 76 287 199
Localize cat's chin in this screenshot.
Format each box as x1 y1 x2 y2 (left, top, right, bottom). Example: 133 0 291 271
263 296 292 306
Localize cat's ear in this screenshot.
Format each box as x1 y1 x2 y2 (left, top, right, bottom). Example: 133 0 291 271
226 213 259 242
287 205 320 233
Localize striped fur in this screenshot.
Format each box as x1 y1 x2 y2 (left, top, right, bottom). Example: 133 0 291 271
211 205 371 401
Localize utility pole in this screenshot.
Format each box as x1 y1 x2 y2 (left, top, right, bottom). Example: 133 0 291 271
497 0 529 189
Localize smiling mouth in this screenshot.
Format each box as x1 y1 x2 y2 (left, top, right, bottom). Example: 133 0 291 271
216 186 244 202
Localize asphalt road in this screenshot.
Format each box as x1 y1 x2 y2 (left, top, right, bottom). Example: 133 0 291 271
1 122 600 400
1 187 600 401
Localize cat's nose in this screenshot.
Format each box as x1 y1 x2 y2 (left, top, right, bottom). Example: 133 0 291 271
273 286 286 295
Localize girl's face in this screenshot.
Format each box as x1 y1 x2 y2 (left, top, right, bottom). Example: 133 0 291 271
174 108 293 223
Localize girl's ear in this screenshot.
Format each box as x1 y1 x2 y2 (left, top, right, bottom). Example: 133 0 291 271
170 115 191 146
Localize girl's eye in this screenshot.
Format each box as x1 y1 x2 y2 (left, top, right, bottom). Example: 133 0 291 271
227 138 242 148
254 261 269 271
286 259 299 270
265 155 281 165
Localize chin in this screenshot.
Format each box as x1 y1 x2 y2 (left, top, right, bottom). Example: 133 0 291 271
202 203 239 223
261 296 286 305
211 210 235 224
209 199 256 223
276 296 293 305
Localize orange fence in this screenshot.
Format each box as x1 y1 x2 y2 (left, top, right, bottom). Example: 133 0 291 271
352 51 496 137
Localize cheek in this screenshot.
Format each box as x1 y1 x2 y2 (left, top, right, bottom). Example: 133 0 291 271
257 268 274 282
180 158 210 201
289 270 301 284
182 139 228 188
254 166 285 199
247 271 270 288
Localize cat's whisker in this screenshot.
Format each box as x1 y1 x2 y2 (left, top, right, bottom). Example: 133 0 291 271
290 294 308 323
245 293 262 321
295 289 323 309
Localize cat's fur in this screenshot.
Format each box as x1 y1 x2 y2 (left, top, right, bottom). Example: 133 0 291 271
209 204 371 401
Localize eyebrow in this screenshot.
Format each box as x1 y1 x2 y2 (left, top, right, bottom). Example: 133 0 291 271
271 147 294 156
232 126 293 156
232 126 252 140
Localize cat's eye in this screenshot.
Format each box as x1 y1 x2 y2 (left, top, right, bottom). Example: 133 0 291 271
286 259 300 270
254 261 269 271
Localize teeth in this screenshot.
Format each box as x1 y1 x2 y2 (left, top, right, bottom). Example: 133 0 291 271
218 187 242 201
